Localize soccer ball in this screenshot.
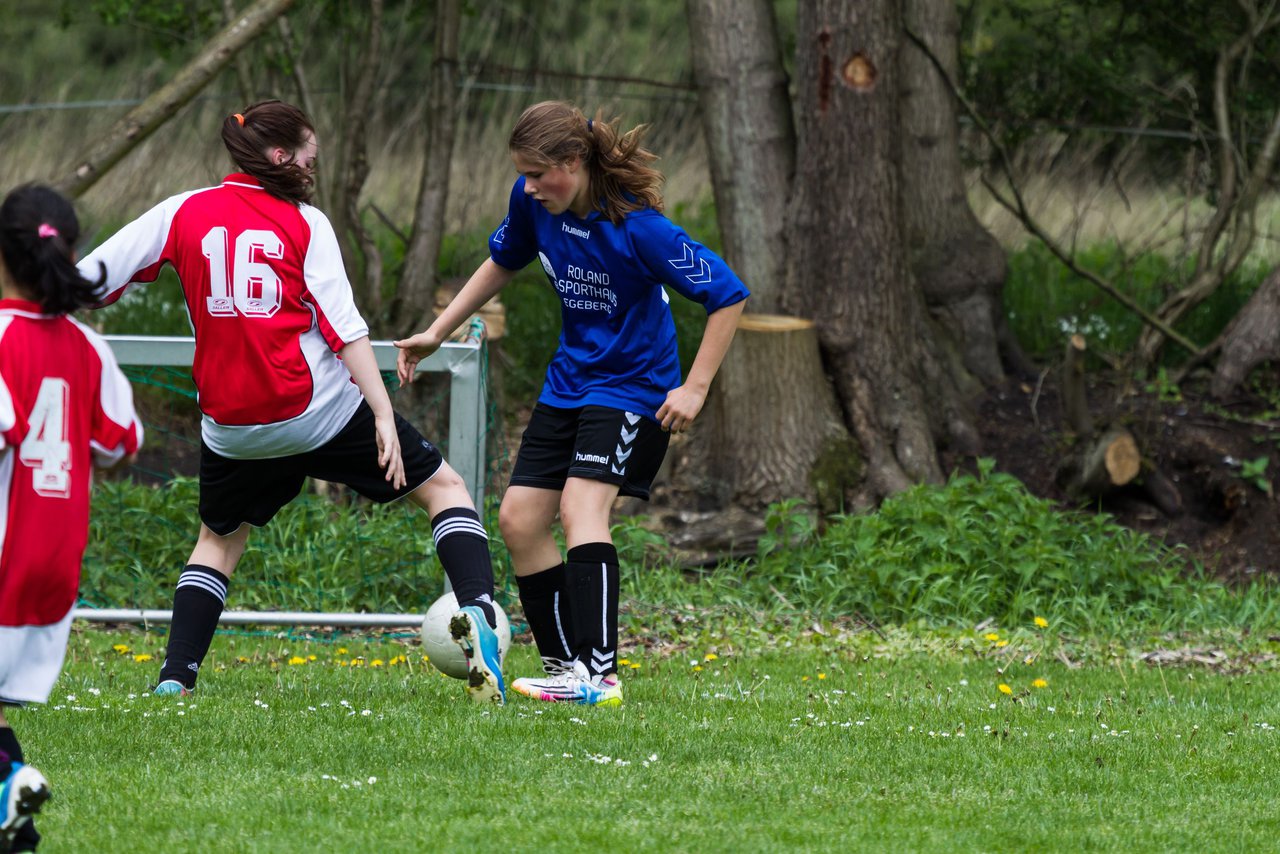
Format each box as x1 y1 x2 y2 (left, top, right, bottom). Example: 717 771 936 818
420 592 511 679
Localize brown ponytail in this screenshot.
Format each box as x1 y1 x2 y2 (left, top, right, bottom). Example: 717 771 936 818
221 100 316 205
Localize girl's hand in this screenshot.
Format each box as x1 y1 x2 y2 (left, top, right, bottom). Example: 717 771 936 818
374 412 406 489
393 330 444 387
656 384 708 434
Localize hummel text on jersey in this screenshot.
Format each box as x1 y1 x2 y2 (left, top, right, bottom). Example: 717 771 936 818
561 222 590 240
575 451 610 465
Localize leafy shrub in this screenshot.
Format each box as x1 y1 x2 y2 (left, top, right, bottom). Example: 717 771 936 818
628 460 1276 632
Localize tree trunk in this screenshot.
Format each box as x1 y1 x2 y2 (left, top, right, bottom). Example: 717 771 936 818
685 0 795 312
397 0 462 335
680 0 856 513
899 0 1028 386
57 0 296 199
331 0 384 325
783 0 978 499
681 315 852 511
1211 264 1280 398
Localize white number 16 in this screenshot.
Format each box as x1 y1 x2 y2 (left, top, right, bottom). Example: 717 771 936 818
202 227 284 318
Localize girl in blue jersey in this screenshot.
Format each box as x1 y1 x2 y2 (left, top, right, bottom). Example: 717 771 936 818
396 101 748 706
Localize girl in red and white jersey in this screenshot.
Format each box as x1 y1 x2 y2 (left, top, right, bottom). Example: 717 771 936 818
0 184 143 852
78 100 505 705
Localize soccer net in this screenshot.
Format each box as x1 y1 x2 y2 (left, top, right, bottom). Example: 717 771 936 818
75 327 508 630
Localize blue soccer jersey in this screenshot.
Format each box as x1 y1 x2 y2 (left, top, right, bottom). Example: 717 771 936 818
489 178 749 420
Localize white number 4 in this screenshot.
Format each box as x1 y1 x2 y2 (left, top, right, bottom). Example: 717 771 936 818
19 377 71 498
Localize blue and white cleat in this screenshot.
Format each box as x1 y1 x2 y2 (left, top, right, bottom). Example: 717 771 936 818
1 763 50 848
153 680 192 697
449 606 506 706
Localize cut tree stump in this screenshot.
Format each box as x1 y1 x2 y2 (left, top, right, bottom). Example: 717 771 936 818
675 312 850 512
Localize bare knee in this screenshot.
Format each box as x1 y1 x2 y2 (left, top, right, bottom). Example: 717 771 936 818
498 497 539 547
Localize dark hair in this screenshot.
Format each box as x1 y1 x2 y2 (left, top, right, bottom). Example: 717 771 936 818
509 101 663 224
0 184 103 315
221 99 316 204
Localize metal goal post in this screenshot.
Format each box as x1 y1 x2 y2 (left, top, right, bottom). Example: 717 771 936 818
73 332 488 628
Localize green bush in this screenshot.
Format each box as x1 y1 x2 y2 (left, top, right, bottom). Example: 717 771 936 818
625 460 1276 632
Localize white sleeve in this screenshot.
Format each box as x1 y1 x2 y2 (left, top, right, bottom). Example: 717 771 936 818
299 204 369 347
71 320 144 466
77 189 206 304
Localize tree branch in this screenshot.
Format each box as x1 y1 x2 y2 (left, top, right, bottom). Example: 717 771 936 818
903 26 1204 358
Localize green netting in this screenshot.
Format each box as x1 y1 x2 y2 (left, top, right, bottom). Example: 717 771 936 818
83 353 513 620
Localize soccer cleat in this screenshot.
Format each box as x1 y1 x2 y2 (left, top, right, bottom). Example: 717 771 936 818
512 660 623 707
449 606 506 706
153 679 192 697
1 764 50 848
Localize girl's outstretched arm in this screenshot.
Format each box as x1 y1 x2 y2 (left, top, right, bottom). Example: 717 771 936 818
393 258 517 386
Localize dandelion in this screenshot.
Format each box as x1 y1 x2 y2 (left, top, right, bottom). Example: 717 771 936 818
308 655 317 662
704 653 718 662
337 647 348 655
628 662 641 670
133 653 153 663
288 656 306 665
112 644 130 654
801 675 810 682
984 633 1000 641
995 640 1009 648
998 684 1013 695
237 656 250 663
1034 616 1048 628
618 658 631 666
1032 679 1048 689
371 659 384 668
692 665 703 672
818 673 827 680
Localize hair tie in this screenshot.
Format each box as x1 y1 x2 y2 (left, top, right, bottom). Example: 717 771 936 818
234 113 245 126
37 223 59 239
586 119 593 133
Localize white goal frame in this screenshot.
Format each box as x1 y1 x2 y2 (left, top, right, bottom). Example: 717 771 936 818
74 332 488 628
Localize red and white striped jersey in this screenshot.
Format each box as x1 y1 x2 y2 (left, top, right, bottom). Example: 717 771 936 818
79 174 368 458
0 299 142 627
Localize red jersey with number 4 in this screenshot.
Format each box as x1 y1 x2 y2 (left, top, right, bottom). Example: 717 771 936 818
79 175 367 459
0 301 142 627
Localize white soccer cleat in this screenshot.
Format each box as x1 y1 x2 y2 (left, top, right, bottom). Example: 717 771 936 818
512 660 623 707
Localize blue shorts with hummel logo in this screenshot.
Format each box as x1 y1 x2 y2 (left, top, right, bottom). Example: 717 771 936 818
509 403 670 500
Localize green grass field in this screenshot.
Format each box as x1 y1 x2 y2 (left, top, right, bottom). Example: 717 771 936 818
12 620 1279 853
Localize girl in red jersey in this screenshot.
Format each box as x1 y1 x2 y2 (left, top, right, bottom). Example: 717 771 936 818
79 101 505 705
0 184 143 853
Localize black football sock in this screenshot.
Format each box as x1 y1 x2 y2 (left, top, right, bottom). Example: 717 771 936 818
432 507 497 629
0 727 40 851
158 564 228 689
566 542 620 680
515 563 575 673
0 726 17 779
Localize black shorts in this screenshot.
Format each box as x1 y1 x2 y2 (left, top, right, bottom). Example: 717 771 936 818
199 401 444 535
509 403 670 500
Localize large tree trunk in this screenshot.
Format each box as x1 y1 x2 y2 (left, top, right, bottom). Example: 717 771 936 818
397 0 461 335
57 0 295 199
330 0 385 326
899 0 1028 387
685 0 795 312
1212 265 1280 398
682 0 856 512
784 0 978 499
